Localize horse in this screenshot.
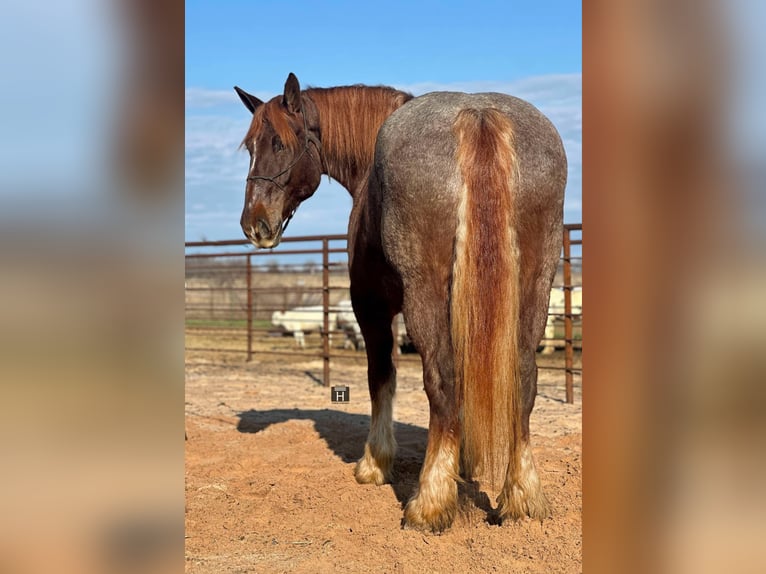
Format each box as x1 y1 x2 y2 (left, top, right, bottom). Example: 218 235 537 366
234 73 566 532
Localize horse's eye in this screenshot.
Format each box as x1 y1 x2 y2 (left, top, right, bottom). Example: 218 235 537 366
272 136 285 153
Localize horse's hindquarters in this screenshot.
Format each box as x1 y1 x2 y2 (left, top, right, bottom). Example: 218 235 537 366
370 92 566 530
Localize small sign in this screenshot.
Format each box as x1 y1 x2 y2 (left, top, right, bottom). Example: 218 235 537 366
331 385 349 403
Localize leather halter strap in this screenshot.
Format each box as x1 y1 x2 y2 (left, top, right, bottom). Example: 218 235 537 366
246 100 322 190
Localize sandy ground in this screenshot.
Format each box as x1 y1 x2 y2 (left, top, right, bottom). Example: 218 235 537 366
185 352 581 573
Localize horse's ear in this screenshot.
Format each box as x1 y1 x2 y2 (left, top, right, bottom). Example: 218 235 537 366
282 73 302 114
234 86 263 115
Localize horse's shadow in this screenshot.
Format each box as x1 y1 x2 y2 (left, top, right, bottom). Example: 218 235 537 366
237 408 388 464
236 408 424 507
236 408 494 515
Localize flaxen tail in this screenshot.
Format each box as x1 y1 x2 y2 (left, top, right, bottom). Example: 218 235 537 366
451 108 521 488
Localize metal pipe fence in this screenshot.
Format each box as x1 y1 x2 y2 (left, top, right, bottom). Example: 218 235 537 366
186 225 582 402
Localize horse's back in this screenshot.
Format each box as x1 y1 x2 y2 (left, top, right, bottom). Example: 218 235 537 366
375 91 566 202
372 91 566 266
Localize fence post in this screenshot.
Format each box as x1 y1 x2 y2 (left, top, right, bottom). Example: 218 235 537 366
322 237 330 387
246 253 253 362
563 228 574 403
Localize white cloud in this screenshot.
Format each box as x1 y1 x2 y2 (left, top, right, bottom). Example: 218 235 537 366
185 115 250 186
185 87 237 109
397 74 581 101
185 86 276 110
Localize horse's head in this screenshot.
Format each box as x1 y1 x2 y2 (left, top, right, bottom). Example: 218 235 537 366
234 73 322 248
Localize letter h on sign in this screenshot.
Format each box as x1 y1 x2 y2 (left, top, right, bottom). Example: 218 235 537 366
331 385 349 403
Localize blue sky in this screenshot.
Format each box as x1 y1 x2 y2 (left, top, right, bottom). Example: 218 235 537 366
186 0 582 242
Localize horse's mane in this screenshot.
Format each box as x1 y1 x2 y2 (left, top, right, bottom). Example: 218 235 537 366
306 86 412 183
241 84 412 188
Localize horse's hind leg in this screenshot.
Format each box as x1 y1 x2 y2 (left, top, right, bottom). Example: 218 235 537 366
498 247 559 522
399 295 460 533
497 347 551 521
353 287 399 486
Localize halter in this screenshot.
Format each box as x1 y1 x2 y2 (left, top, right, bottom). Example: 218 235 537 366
246 103 322 189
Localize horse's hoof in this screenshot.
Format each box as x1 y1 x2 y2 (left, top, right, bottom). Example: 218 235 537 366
354 458 389 485
402 498 455 533
401 514 452 534
354 442 394 485
497 488 551 523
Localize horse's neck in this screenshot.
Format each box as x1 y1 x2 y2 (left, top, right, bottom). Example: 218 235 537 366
315 122 370 197
306 87 411 198
321 159 369 198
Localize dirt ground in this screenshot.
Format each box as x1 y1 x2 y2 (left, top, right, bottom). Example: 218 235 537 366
185 350 581 573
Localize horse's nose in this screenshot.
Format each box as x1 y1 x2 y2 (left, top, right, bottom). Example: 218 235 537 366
255 218 271 239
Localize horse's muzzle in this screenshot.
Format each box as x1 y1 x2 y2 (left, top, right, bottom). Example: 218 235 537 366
244 218 282 249
242 202 284 249
255 218 272 241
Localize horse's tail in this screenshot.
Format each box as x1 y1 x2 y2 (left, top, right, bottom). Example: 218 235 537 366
451 107 521 487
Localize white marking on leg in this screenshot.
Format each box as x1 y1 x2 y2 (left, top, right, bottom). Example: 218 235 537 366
498 441 550 521
404 434 460 532
355 384 396 485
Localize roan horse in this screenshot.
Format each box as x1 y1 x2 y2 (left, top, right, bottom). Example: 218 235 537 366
234 73 566 532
